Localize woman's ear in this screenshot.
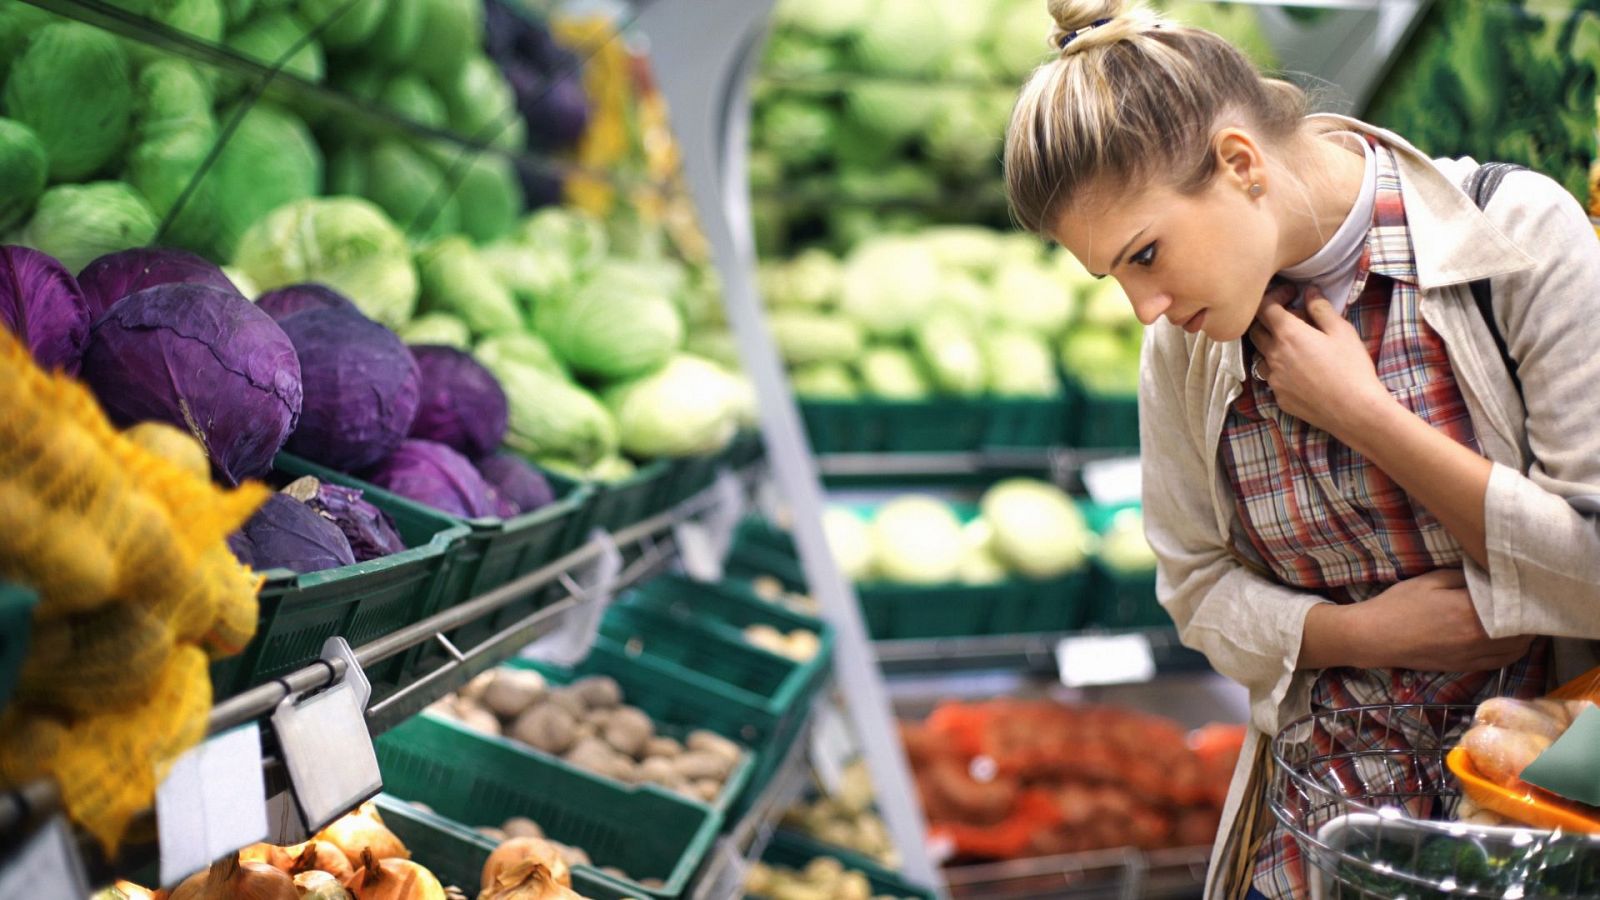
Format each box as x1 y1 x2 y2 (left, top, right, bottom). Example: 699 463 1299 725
1214 128 1267 195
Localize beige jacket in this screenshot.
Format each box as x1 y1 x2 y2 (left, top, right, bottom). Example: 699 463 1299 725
1135 115 1600 898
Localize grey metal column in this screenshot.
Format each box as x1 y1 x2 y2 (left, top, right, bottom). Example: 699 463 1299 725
630 1 944 893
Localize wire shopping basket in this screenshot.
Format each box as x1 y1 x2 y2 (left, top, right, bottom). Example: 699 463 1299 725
1268 703 1600 899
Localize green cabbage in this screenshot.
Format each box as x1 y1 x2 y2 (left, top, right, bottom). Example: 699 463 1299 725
1060 326 1141 396
362 139 459 240
789 363 858 399
991 263 1074 336
852 0 952 76
822 507 874 581
934 271 992 327
416 237 523 336
761 31 841 77
412 0 481 84
1098 507 1156 573
378 75 448 128
520 207 608 275
921 226 1003 276
21 182 159 273
294 0 384 48
203 102 322 258
452 155 522 244
480 355 618 468
980 479 1091 578
125 124 218 253
858 346 929 399
1078 277 1138 330
915 314 986 396
983 330 1061 397
397 313 472 349
986 0 1053 80
443 56 521 146
684 330 740 371
3 22 132 181
133 60 215 140
760 99 834 167
773 0 867 40
603 355 739 458
870 496 964 584
481 238 574 311
366 0 423 65
927 91 1001 176
475 331 566 378
144 0 224 48
759 248 840 309
957 519 1007 585
538 455 635 484
534 268 684 380
0 118 47 232
233 196 419 329
767 310 863 366
223 10 323 97
0 3 57 85
838 238 941 338
842 83 940 146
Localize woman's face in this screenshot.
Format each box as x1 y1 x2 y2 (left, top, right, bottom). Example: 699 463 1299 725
1049 171 1281 342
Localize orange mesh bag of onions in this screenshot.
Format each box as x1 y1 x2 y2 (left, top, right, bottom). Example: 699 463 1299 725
0 329 268 852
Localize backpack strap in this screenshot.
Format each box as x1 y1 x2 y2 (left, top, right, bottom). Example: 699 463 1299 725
1462 162 1526 395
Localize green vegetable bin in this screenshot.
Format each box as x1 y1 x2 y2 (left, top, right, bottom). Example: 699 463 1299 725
0 582 38 709
501 657 756 819
593 602 818 808
209 456 471 701
545 459 674 536
1070 379 1140 449
1082 502 1164 629
275 455 593 659
801 396 1072 454
376 713 720 900
621 574 834 707
758 830 936 900
660 453 721 508
724 517 807 591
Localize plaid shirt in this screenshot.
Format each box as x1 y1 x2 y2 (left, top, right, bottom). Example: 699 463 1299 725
1220 143 1550 898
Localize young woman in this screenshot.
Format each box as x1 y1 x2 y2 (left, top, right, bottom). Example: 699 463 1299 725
1003 1 1600 897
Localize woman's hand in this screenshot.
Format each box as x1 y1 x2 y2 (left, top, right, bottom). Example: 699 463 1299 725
1248 285 1398 440
1300 570 1534 672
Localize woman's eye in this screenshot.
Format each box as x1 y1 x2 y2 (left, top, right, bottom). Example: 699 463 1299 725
1131 243 1157 267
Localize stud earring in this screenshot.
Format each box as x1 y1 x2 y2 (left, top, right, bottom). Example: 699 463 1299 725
1249 183 1264 197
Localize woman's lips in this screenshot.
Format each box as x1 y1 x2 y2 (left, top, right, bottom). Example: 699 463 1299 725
1181 310 1207 333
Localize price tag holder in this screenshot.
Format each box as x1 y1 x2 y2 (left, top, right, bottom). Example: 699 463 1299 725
521 530 623 667
1082 456 1143 507
674 520 723 582
1056 632 1157 688
807 699 855 798
156 723 269 886
264 789 309 846
272 637 381 833
0 815 89 900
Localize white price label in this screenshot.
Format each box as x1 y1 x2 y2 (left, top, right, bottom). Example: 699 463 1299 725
156 724 269 886
522 529 621 667
0 815 89 900
807 701 855 797
273 684 381 832
1056 633 1157 688
1082 456 1143 507
674 520 723 582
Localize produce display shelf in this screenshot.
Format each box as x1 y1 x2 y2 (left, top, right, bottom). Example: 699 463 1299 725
799 396 1075 456
759 830 937 900
0 464 767 889
16 0 659 192
873 626 1208 678
0 581 39 711
941 844 1211 900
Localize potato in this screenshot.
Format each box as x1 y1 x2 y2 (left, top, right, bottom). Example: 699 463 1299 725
673 750 731 782
512 703 577 755
636 757 677 786
456 703 503 736
557 843 590 868
692 779 720 803
644 736 683 759
547 686 589 719
484 668 548 719
751 576 784 601
599 867 628 882
571 675 622 710
745 624 787 655
745 862 776 895
502 816 543 839
804 855 845 885
686 730 740 765
565 736 620 772
838 871 871 900
460 670 497 704
784 630 821 661
573 720 599 742
602 706 655 758
639 878 665 890
477 826 508 842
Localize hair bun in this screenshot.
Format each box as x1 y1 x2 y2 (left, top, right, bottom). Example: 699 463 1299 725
1047 0 1125 45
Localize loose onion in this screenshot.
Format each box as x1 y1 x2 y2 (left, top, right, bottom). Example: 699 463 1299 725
293 871 353 900
479 861 584 900
343 850 445 900
480 838 570 892
287 840 355 881
318 811 409 869
239 844 296 872
169 856 297 900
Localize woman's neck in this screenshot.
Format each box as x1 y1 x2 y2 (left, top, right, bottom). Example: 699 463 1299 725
1273 134 1370 271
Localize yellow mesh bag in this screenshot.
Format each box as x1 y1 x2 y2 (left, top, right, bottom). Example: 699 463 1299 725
0 481 118 618
15 603 176 716
52 644 212 853
0 706 67 786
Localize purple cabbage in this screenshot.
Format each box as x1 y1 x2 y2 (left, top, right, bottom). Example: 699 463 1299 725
227 492 356 574
505 62 589 151
361 438 497 518
280 308 421 472
256 283 363 323
81 284 302 485
476 452 554 517
408 344 509 460
77 248 242 320
0 245 92 375
282 475 407 562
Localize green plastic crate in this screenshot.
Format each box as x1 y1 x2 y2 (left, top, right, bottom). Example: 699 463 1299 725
1070 379 1140 450
722 429 765 470
724 518 806 591
660 453 720 508
621 575 834 705
209 458 471 700
980 394 1075 449
758 830 936 900
800 396 1073 454
583 460 676 535
376 712 720 899
0 582 38 709
276 454 592 658
1081 502 1164 629
501 657 756 819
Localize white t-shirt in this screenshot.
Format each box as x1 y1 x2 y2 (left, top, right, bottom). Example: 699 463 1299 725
1278 133 1377 314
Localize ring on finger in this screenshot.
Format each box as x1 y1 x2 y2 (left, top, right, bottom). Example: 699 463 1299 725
1251 357 1269 382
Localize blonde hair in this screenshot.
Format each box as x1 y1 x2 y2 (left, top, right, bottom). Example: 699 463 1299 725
1004 0 1308 235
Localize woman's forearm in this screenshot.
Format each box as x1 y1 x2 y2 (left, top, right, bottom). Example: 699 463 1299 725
1298 602 1366 670
1340 397 1493 570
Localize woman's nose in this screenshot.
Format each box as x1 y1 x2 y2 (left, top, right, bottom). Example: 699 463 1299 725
1129 290 1172 326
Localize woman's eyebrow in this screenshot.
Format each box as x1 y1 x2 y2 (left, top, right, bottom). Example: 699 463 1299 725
1091 225 1150 278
